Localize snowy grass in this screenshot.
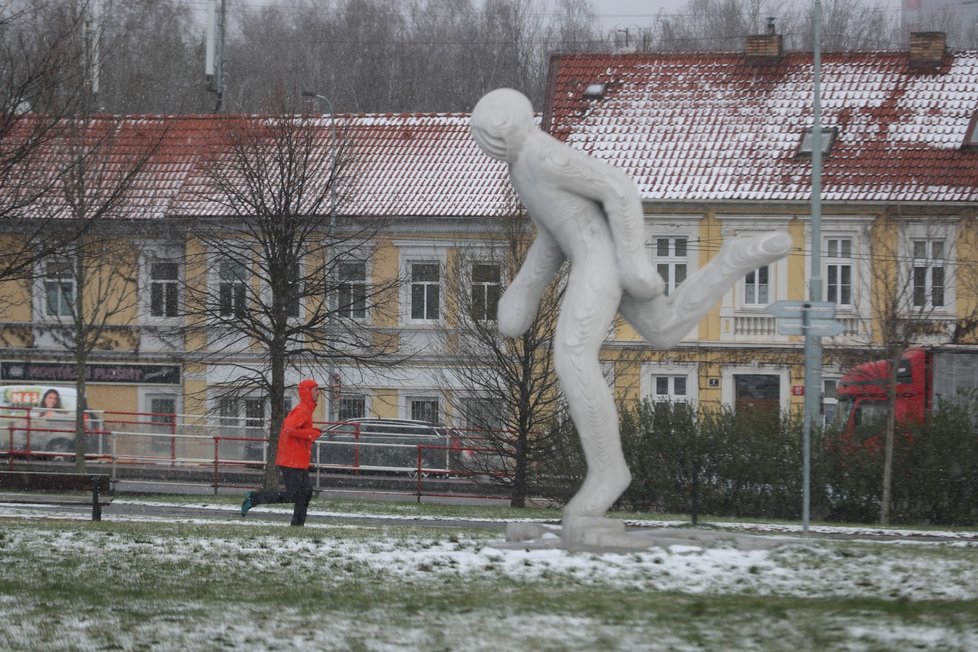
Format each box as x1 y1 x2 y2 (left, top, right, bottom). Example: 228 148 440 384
1 498 978 651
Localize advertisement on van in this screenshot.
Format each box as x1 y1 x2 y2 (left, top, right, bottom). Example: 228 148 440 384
0 385 107 460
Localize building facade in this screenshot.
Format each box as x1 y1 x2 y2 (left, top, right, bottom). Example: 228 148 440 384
1 32 976 444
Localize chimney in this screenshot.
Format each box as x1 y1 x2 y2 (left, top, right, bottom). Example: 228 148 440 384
909 32 946 70
745 18 783 65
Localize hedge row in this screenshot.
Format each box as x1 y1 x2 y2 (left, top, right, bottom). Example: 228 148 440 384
535 398 978 526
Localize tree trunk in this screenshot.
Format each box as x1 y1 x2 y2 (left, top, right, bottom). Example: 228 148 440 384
73 248 88 474
880 348 901 525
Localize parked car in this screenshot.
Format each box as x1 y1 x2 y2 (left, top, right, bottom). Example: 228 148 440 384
315 418 468 475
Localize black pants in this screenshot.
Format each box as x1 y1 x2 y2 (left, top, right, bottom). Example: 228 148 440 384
251 466 314 526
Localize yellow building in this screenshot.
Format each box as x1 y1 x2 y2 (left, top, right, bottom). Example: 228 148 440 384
1 31 977 444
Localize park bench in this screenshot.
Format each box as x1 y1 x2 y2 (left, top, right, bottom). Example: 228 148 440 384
0 471 112 521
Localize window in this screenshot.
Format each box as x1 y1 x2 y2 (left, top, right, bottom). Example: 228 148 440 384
150 261 179 318
148 396 177 452
410 262 440 321
965 111 978 149
150 397 176 425
743 266 769 305
798 127 836 156
583 83 606 99
338 395 366 421
409 396 439 423
825 238 853 307
654 237 688 295
822 379 838 428
912 239 946 309
218 395 265 460
218 259 248 318
337 261 367 320
44 259 75 317
652 375 688 403
471 263 500 321
462 397 504 433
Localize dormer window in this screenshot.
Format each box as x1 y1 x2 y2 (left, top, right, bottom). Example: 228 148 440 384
964 111 978 149
798 127 837 157
583 83 606 99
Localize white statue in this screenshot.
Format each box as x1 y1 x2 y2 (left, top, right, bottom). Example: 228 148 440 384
471 88 791 546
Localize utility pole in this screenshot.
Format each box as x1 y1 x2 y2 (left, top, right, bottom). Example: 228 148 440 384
803 0 825 534
205 0 227 112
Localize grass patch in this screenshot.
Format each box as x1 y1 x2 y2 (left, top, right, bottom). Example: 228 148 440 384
1 512 977 651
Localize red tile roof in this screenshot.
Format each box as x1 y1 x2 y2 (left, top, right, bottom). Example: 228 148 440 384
546 51 978 203
7 113 516 220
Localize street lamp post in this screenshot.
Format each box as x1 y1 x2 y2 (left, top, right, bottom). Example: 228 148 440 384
301 91 339 423
802 0 825 534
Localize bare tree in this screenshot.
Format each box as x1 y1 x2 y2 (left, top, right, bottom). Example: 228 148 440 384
182 108 401 488
0 1 94 293
648 0 902 53
835 215 975 524
25 115 167 471
222 0 600 114
439 210 566 507
95 0 207 114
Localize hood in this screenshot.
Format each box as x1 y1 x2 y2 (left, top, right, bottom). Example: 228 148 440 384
297 378 319 408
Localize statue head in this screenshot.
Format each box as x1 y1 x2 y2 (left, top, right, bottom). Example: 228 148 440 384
470 88 534 162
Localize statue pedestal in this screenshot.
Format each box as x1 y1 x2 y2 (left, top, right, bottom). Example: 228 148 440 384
501 521 795 553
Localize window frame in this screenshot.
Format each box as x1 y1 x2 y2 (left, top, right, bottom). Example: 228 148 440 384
824 236 854 309
139 243 183 325
336 259 369 321
899 221 956 316
716 215 790 315
964 110 978 149
742 264 771 306
396 241 450 327
35 256 76 320
469 261 502 322
215 255 249 319
642 363 698 405
337 393 367 421
797 126 837 157
406 395 440 423
653 235 688 296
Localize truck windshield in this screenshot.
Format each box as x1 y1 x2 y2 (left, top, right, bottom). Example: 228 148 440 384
833 398 854 430
852 401 890 443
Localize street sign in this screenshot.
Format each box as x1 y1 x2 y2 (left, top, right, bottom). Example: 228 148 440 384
777 319 846 336
769 300 845 336
767 300 836 319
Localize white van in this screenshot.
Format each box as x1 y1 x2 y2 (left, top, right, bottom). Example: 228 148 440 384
0 385 107 460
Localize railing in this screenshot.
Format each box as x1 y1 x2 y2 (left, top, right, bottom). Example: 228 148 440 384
1 411 516 500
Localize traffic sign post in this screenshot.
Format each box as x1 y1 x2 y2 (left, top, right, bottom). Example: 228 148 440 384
767 299 845 534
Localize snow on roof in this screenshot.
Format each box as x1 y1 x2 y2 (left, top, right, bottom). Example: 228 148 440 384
546 50 978 203
6 113 516 220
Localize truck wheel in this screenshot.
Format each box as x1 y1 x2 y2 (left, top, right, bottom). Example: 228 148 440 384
46 438 75 462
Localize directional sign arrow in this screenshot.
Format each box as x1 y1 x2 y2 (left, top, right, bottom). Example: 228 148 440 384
767 300 837 320
776 318 846 337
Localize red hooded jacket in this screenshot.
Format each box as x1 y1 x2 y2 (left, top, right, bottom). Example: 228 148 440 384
275 379 321 469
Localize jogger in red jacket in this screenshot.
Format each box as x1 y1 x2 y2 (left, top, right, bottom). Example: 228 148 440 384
241 379 322 526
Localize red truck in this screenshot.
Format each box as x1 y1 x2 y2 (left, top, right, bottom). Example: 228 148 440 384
834 346 978 450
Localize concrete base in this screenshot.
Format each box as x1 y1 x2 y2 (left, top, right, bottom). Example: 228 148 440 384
495 522 797 554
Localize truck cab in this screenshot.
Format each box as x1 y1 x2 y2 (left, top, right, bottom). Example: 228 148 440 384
833 348 929 452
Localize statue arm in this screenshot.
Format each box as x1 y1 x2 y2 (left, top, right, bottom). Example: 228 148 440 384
498 227 564 338
549 148 663 300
